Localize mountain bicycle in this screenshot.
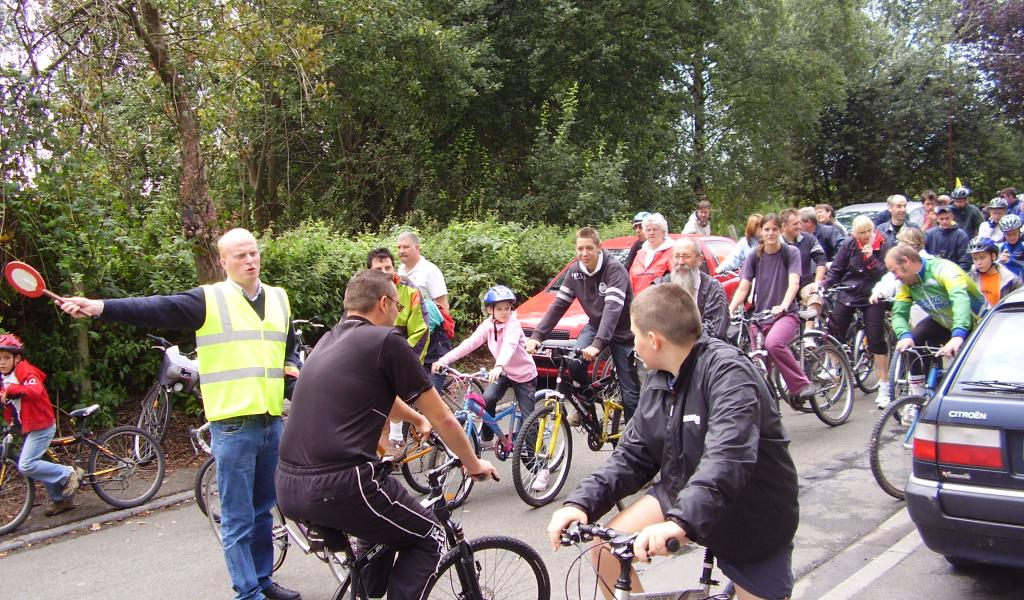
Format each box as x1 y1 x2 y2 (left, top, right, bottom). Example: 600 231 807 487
869 344 945 500
0 404 166 535
511 343 623 507
730 308 855 426
559 521 735 599
295 435 550 599
819 286 895 394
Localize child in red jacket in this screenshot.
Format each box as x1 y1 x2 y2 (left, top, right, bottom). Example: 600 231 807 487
1 333 83 516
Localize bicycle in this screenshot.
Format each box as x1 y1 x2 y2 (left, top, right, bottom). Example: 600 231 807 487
730 308 855 426
869 344 945 500
559 521 734 599
511 343 623 507
296 435 551 599
819 286 895 395
0 404 166 535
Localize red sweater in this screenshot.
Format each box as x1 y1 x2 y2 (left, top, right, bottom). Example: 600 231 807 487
2 360 56 433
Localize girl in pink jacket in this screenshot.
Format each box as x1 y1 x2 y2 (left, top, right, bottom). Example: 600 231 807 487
432 286 537 442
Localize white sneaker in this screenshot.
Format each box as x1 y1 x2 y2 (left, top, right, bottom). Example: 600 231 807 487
899 404 919 425
875 382 891 409
532 468 550 492
566 406 581 426
909 383 925 397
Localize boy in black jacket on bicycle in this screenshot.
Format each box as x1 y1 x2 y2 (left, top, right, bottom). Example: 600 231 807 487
547 284 800 600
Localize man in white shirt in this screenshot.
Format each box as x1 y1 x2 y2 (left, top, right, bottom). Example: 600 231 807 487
397 232 449 312
682 200 712 235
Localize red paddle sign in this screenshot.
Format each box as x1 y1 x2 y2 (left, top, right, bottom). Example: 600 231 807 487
4 261 65 301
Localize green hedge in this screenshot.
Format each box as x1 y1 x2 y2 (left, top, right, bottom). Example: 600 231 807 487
2 218 585 424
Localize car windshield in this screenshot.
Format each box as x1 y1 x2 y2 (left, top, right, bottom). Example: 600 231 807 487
952 310 1024 394
835 209 879 230
545 248 630 291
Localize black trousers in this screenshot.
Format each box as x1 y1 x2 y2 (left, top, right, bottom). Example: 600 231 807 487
826 301 889 355
276 461 444 600
906 317 951 377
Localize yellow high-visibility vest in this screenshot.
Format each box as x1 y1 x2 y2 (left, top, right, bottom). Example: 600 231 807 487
195 281 289 421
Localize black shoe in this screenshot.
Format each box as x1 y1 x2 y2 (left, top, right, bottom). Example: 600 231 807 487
262 583 301 600
789 386 816 413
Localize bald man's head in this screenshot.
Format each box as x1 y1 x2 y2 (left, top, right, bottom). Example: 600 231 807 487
217 228 261 289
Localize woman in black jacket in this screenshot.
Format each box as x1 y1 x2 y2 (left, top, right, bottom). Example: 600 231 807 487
821 215 892 408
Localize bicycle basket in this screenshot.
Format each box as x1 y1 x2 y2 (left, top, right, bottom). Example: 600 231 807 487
160 346 200 393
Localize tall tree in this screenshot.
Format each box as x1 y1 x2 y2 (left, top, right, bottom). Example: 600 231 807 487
956 0 1024 128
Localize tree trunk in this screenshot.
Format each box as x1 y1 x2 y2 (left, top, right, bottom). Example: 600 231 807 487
123 1 221 283
691 54 709 205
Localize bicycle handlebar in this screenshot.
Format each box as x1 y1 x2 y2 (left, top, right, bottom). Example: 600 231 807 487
729 309 774 324
440 366 490 381
560 522 681 553
146 333 172 348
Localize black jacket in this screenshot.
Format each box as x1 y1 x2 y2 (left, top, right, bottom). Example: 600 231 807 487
811 222 845 261
950 203 984 238
785 233 826 288
925 226 971 271
822 233 890 306
652 271 729 340
531 250 633 350
563 336 799 563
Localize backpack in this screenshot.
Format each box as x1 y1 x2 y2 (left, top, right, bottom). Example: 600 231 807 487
422 296 456 340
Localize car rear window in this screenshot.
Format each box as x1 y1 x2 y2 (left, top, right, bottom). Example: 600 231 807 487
952 310 1024 392
704 240 733 270
545 248 629 291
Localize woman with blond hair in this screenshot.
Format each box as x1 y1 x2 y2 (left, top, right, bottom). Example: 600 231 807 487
716 213 762 274
822 216 892 406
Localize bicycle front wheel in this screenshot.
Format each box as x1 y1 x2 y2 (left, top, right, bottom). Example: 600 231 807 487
511 403 573 507
426 426 480 510
804 338 855 426
89 426 165 508
869 395 926 500
852 329 880 394
426 535 551 600
194 455 216 516
888 350 915 408
400 422 434 494
137 383 173 443
0 457 34 535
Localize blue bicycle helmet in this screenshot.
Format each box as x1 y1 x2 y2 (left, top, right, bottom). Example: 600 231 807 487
951 186 971 200
1000 214 1022 233
632 211 652 226
483 285 516 307
967 236 998 255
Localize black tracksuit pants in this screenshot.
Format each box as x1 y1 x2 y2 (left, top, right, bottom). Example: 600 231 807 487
276 460 445 600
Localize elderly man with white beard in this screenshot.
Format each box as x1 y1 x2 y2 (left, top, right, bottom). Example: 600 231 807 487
653 237 729 340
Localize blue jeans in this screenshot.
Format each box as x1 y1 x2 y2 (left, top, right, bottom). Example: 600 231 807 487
211 415 283 600
19 424 73 501
576 324 641 423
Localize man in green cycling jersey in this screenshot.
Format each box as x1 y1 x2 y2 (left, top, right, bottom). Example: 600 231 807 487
886 245 985 394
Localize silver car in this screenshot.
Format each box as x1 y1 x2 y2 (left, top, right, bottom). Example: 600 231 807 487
835 201 924 231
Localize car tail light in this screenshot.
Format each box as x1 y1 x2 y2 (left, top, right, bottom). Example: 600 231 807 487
914 423 1004 469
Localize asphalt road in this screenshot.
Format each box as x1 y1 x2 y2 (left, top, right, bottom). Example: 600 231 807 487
2 389 1021 599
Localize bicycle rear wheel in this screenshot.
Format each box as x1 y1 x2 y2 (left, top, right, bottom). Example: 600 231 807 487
0 457 34 535
89 426 166 508
869 395 926 500
426 535 551 599
511 403 573 507
137 383 173 443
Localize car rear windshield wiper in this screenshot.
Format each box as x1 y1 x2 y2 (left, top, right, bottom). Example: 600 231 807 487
958 380 1024 394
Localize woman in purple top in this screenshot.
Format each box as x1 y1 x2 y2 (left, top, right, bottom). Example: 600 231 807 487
728 214 815 407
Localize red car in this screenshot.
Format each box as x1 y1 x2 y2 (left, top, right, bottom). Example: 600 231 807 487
517 234 740 377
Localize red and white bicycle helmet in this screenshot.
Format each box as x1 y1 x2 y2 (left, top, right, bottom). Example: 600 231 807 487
0 333 25 355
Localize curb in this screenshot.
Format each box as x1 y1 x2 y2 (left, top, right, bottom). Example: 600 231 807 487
0 490 196 554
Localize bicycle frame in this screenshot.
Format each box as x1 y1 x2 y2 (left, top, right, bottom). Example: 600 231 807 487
535 345 623 448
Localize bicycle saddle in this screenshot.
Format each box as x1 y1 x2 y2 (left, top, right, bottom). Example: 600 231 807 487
300 521 352 553
797 309 819 320
68 404 101 419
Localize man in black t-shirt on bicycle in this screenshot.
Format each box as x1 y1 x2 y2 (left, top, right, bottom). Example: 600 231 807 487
276 270 497 600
